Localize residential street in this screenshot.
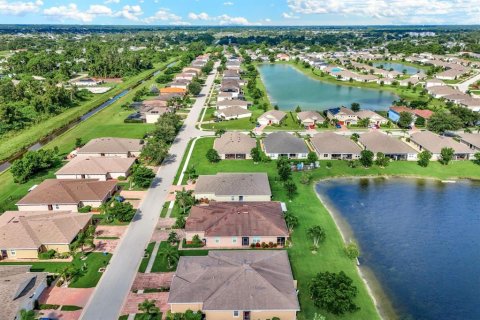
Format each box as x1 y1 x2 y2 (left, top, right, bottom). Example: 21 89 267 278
456 70 480 92
80 64 217 320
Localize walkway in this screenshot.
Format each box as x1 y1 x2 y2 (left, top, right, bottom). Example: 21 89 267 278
456 70 480 92
80 63 219 320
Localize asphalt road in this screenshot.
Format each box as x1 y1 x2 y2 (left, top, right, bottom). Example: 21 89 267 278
80 64 217 320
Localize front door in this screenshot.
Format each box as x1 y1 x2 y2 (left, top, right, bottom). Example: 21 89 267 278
239 195 244 201
242 237 249 246
48 204 53 211
243 311 251 320
1 250 7 259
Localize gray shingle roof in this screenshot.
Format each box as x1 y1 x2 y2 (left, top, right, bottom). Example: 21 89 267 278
458 132 480 149
311 132 362 154
78 137 143 155
168 251 300 311
359 131 417 154
214 132 256 155
195 173 271 197
263 132 309 154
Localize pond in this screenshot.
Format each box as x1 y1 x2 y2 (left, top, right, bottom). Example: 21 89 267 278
257 64 398 111
373 62 423 75
316 178 480 320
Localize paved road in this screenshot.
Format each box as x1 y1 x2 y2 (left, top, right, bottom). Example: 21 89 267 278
456 70 480 93
80 64 217 320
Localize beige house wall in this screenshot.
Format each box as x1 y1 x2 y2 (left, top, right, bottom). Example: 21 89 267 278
44 244 70 253
185 233 283 248
194 193 270 202
77 152 129 158
4 249 39 259
170 303 203 313
17 204 79 212
56 174 107 181
219 153 252 160
204 310 297 320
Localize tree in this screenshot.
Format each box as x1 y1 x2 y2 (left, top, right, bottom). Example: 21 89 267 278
284 180 297 199
168 231 179 245
300 171 312 184
427 111 463 133
450 106 480 127
474 152 480 165
19 309 36 320
284 212 299 233
132 165 155 188
72 225 95 253
359 150 374 167
439 147 454 165
141 138 169 165
417 150 432 167
75 137 83 148
107 200 136 222
206 148 220 163
187 81 202 96
138 299 160 318
250 147 262 163
350 102 360 112
215 128 226 136
358 118 370 128
11 149 60 183
350 133 360 142
277 160 292 181
309 271 359 315
295 105 302 112
398 111 413 129
159 244 180 269
184 165 198 181
344 242 360 260
175 188 195 214
308 151 318 163
375 152 389 167
307 225 326 250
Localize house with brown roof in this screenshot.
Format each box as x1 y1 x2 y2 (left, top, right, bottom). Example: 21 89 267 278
160 87 187 95
257 110 286 126
0 211 92 260
216 106 252 120
297 111 324 128
355 110 389 126
56 157 136 181
77 137 143 158
194 173 271 202
0 266 48 319
216 99 250 110
185 202 288 248
358 131 417 160
388 106 433 127
457 133 480 151
311 132 362 160
16 179 117 212
214 132 256 160
409 131 474 160
168 251 300 320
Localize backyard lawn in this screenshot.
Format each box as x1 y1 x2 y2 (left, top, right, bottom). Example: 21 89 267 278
179 136 480 320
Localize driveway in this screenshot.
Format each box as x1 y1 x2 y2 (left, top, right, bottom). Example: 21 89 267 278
456 70 480 92
80 62 219 320
131 272 174 291
39 309 83 320
121 292 169 315
39 287 94 307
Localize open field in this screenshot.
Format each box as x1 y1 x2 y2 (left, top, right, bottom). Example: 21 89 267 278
180 136 480 320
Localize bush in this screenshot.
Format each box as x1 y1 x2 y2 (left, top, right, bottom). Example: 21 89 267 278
11 149 60 183
78 205 92 213
206 148 220 163
117 176 126 181
344 242 360 260
39 304 60 310
39 249 56 260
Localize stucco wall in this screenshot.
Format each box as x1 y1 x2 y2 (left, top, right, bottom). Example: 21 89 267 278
17 204 79 212
56 174 107 181
44 244 70 253
5 249 39 259
204 310 297 320
170 303 203 313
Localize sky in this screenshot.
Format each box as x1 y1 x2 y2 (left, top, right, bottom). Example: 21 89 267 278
1 0 480 26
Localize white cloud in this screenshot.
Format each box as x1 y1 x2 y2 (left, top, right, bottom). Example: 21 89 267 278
0 0 43 16
104 0 119 3
43 3 113 23
223 1 234 5
87 4 112 15
217 14 260 26
188 12 210 20
144 9 182 24
114 4 143 21
282 12 299 19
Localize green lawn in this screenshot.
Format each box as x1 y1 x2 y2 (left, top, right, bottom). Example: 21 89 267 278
151 242 177 272
181 136 480 320
138 242 156 273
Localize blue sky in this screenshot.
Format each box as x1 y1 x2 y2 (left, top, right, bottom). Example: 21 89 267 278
0 0 479 25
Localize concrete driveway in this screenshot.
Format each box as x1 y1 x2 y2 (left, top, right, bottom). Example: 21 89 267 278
40 287 94 307
121 292 169 315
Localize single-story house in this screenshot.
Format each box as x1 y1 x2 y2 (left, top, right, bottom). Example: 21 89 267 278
427 85 460 98
355 110 389 126
220 80 241 93
276 53 291 61
216 106 252 120
0 211 92 260
77 137 144 158
310 132 362 160
175 72 195 81
213 132 256 160
358 131 417 160
169 79 190 90
160 87 187 96
425 79 445 88
185 202 288 248
262 132 309 159
216 99 250 110
194 173 271 202
223 69 240 80
56 157 136 181
0 266 48 320
257 110 286 126
168 251 300 320
388 106 433 126
217 92 237 101
70 78 102 87
297 111 324 128
326 107 358 125
16 179 118 212
457 132 480 151
459 98 480 112
409 131 473 160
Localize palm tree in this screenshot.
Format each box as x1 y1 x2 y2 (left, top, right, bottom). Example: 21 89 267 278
175 188 195 214
138 299 160 318
159 245 180 270
19 309 35 320
184 165 197 182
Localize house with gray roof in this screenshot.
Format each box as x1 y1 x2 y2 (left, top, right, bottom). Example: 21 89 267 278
358 131 417 160
409 131 474 160
262 132 309 159
168 251 300 320
194 173 271 202
216 99 251 110
457 132 480 151
77 137 143 158
214 132 256 160
311 132 362 160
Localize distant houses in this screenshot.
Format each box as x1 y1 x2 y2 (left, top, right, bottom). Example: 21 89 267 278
262 132 309 160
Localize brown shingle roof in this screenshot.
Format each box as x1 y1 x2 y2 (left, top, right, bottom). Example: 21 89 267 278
359 131 417 154
186 202 288 237
214 132 256 155
17 179 117 205
78 137 143 155
311 132 362 154
410 131 473 154
56 157 135 176
297 111 324 122
457 132 480 149
168 251 300 311
195 173 271 197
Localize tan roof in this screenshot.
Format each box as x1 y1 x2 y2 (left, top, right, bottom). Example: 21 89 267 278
427 85 459 96
0 211 92 249
168 251 300 311
355 110 387 121
457 133 480 149
359 131 417 154
17 179 117 205
259 110 286 121
311 132 362 154
142 99 168 108
217 99 250 107
78 137 143 155
410 131 473 154
214 132 256 155
263 132 309 154
0 266 48 320
195 173 271 197
186 202 288 237
218 106 252 118
56 157 135 176
297 111 324 122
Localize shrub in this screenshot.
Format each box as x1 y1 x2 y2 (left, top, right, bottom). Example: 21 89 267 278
78 205 92 213
344 242 360 260
250 243 256 249
255 242 261 248
117 176 126 181
39 249 56 260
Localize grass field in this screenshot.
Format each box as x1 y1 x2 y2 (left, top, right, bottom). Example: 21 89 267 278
181 136 480 320
138 242 156 273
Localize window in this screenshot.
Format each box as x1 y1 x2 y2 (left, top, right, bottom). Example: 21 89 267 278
55 204 60 209
10 250 16 256
215 237 220 243
231 196 235 201
252 237 261 244
233 311 239 317
232 237 237 244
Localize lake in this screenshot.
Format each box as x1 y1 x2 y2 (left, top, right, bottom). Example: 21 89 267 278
316 178 480 320
373 62 423 75
257 64 398 111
